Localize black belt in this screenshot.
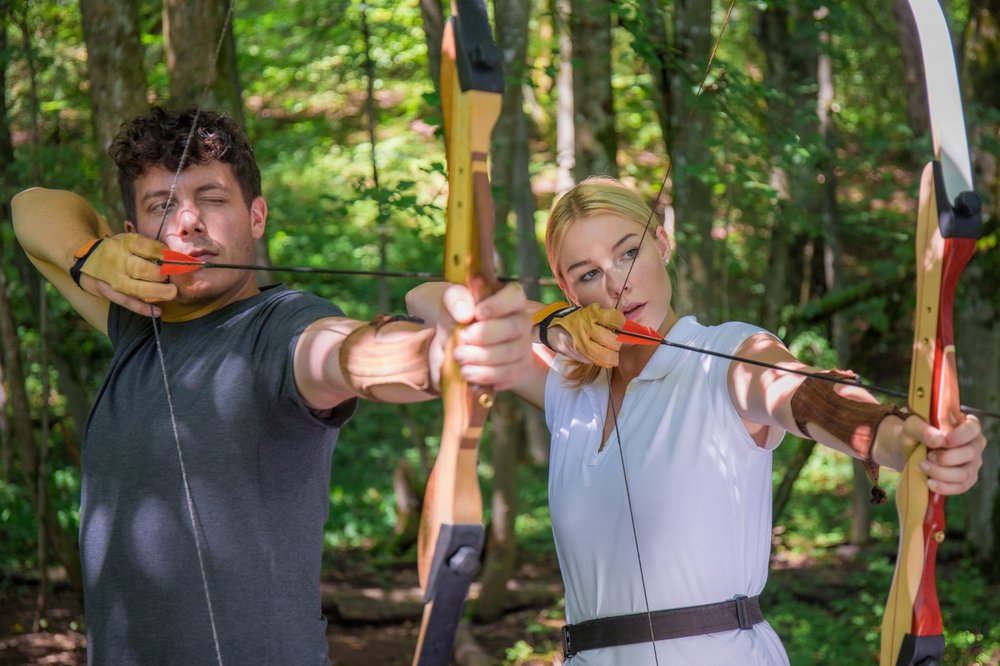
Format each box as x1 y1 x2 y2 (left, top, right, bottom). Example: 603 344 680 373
561 595 763 658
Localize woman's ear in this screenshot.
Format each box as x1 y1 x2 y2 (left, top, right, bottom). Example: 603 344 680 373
654 225 673 264
555 278 578 306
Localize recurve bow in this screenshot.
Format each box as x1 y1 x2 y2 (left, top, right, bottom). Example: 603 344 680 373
412 1 504 663
879 1 983 664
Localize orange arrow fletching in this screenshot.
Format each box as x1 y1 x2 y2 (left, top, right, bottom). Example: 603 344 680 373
159 249 204 276
617 320 662 346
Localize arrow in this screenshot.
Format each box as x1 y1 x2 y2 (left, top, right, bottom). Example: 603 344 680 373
603 320 999 421
158 249 555 285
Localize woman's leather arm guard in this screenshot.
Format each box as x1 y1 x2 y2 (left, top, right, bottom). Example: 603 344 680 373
338 315 439 400
789 370 908 505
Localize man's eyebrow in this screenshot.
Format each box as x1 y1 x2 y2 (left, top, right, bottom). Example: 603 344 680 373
564 233 638 274
140 182 229 204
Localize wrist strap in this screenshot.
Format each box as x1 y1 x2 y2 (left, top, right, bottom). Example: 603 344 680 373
531 300 570 325
69 238 104 288
538 305 579 352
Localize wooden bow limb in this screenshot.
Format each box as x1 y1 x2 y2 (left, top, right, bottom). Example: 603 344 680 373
879 2 983 663
412 1 503 663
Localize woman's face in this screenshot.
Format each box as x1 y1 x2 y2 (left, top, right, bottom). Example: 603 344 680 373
556 213 673 331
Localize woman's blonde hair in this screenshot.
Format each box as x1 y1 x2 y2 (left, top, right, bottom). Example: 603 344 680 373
545 177 659 386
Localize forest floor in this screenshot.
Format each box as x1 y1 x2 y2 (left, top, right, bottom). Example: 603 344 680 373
1 547 998 665
0 554 565 666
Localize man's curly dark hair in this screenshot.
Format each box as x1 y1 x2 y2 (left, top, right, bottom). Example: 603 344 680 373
109 107 262 223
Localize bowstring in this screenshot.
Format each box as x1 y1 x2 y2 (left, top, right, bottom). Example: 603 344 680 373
604 3 737 662
149 2 236 663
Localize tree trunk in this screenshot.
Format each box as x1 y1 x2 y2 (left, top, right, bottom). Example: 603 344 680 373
568 0 617 179
958 264 1000 575
554 0 575 195
631 0 673 150
493 0 535 279
0 364 10 482
814 12 871 543
962 0 1000 579
0 261 82 592
892 0 930 135
474 394 521 622
492 0 550 466
33 286 50 630
419 0 445 93
360 3 389 312
755 5 793 332
163 0 241 117
78 0 148 229
670 0 714 321
773 438 817 524
1 5 14 481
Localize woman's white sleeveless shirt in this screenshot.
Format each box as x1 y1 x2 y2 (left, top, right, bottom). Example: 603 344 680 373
544 316 790 665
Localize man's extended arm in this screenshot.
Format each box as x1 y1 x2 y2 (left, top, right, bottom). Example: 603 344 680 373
296 284 533 410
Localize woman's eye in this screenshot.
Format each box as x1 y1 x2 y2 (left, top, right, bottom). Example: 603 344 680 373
623 247 639 260
578 268 599 283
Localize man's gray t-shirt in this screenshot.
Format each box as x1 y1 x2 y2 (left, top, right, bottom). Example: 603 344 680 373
80 285 356 665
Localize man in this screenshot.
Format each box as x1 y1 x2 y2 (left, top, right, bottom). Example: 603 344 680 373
11 107 531 665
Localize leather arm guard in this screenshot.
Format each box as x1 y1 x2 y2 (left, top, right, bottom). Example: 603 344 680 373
338 315 439 400
790 370 909 505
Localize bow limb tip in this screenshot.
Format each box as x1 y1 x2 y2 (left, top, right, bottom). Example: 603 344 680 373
159 248 204 275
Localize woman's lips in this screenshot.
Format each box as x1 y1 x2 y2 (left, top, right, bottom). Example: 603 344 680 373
622 303 645 321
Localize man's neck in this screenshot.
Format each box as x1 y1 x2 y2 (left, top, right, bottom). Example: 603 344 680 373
159 284 261 322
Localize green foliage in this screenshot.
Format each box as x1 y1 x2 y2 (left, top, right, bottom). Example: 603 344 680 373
3 0 999 662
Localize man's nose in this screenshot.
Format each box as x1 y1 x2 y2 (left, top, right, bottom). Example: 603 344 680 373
174 203 205 237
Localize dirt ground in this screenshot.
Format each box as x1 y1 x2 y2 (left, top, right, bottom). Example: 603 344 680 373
0 561 563 665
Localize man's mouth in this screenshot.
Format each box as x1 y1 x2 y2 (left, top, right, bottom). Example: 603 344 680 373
185 249 217 261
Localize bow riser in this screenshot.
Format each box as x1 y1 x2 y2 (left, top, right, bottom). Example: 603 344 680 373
881 162 981 666
413 2 503 663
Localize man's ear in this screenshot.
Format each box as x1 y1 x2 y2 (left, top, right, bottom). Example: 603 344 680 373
250 196 268 240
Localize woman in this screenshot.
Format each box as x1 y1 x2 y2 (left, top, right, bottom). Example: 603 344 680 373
408 177 985 665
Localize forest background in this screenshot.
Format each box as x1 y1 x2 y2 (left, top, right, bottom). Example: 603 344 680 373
1 0 999 664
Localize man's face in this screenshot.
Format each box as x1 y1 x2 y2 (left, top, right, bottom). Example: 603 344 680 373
126 161 267 313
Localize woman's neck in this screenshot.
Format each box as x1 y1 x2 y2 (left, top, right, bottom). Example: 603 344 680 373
616 308 678 381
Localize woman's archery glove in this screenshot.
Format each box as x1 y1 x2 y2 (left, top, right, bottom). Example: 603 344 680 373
70 234 175 302
534 302 625 369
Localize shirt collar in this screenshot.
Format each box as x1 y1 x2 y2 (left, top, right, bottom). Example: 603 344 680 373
579 315 702 408
633 315 701 381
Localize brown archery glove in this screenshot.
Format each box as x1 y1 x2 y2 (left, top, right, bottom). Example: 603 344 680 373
71 233 175 302
536 303 625 369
